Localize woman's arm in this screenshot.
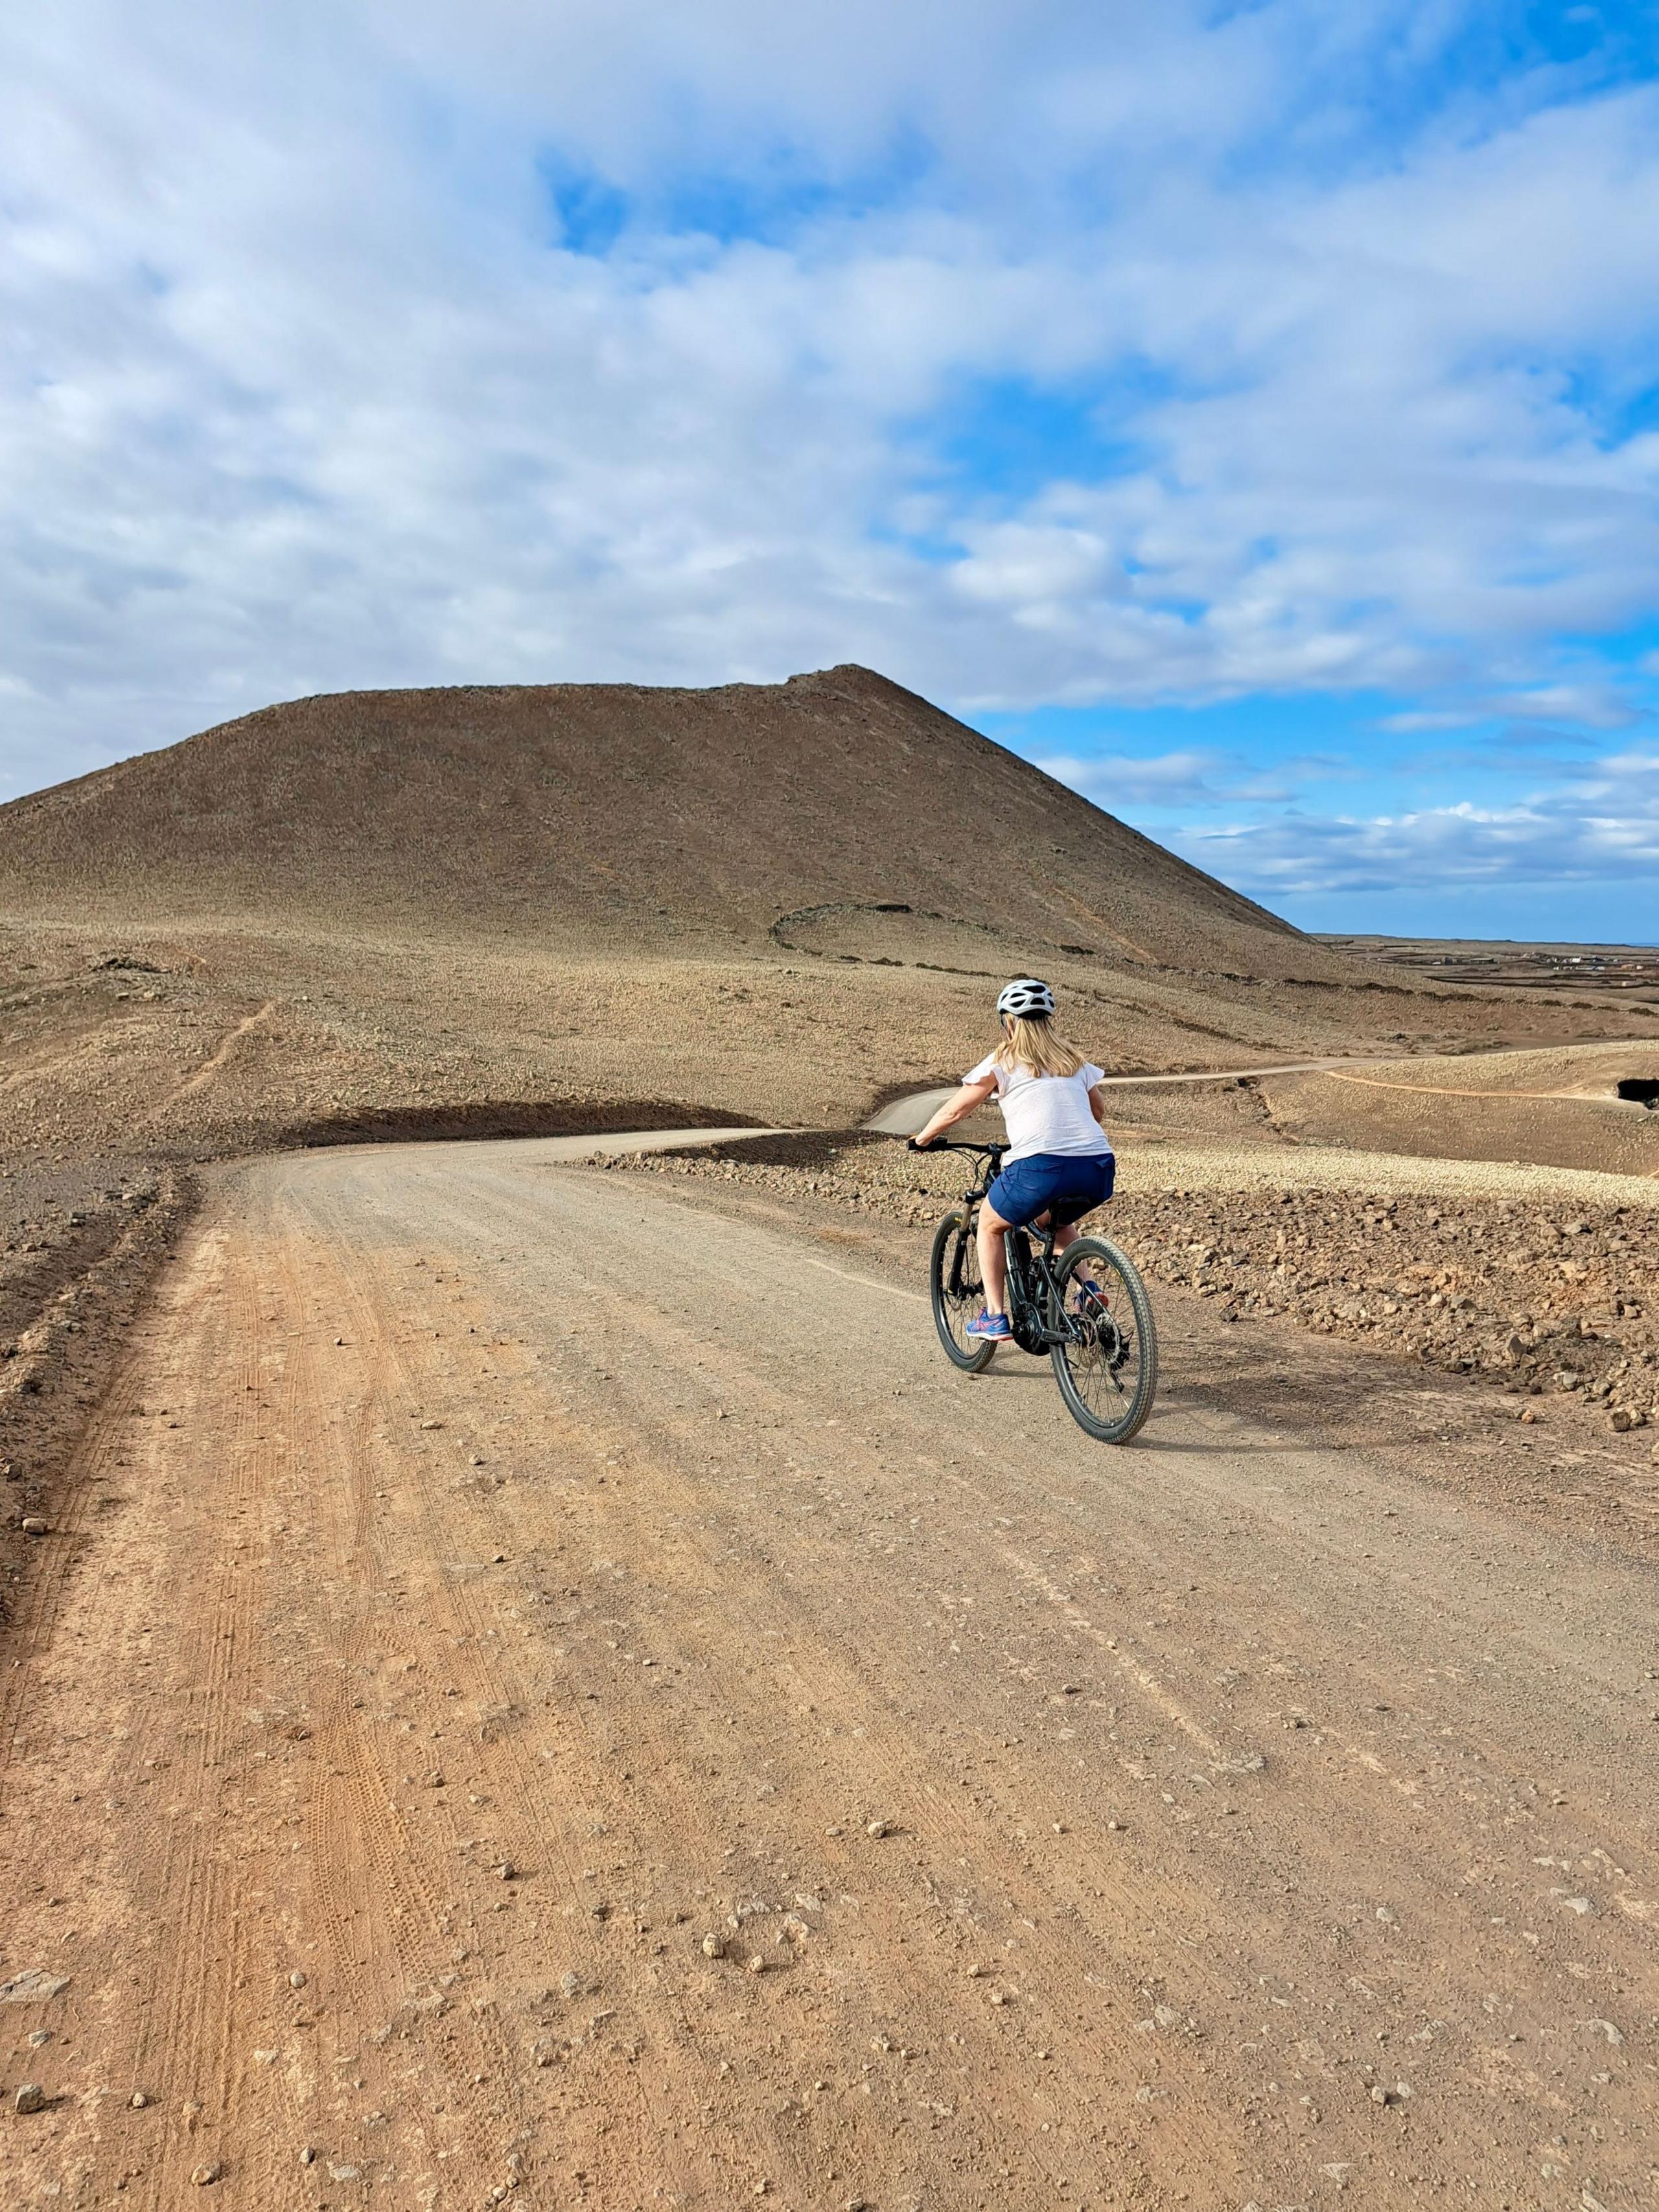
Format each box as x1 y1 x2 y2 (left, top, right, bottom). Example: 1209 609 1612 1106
1088 1083 1109 1130
912 1077 998 1148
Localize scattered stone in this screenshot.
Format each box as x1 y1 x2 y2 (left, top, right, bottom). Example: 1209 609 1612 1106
865 1819 891 1839
1582 2017 1624 2046
702 1933 725 1959
130 2091 149 2109
1369 2084 1394 2106
189 2161 224 2186
20 1517 48 1537
1610 1408 1643 1432
288 1970 307 1989
299 2147 317 2166
1 1970 70 2003
1519 1406 1544 1424
27 2029 51 2047
747 1955 767 1975
559 1970 581 1998
990 1989 1010 2007
498 1860 516 1881
419 1419 443 1430
15 2084 47 2115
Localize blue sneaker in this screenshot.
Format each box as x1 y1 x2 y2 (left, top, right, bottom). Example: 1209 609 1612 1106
966 1308 1012 1342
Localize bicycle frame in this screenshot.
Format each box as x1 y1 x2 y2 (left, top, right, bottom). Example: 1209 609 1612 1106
923 1139 1089 1355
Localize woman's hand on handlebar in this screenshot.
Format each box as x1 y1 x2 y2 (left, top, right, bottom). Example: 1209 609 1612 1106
909 1073 999 1153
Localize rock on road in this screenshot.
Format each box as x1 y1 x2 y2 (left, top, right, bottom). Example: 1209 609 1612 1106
2 1134 1654 2209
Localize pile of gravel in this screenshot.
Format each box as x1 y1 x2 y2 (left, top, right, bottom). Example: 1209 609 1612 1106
1111 1185 1656 1430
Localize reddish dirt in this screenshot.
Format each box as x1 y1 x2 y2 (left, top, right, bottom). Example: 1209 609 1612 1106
3 1135 1654 2209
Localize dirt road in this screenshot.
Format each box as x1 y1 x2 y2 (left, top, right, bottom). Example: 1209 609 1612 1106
3 1136 1655 2210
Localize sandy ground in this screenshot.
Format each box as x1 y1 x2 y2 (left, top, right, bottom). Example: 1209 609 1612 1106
3 1134 1655 2211
1260 1042 1659 1179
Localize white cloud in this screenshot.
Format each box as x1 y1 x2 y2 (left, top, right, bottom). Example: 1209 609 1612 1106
1032 748 1308 806
1378 682 1645 735
3 0 1659 806
1485 685 1643 731
1166 752 1659 896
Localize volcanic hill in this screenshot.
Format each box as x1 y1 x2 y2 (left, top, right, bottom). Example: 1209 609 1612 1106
4 664 1310 975
0 666 1651 1165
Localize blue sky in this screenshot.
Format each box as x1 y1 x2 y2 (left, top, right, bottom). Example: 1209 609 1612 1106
4 1 1659 939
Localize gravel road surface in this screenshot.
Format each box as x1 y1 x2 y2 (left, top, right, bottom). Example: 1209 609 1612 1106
2 1134 1654 2209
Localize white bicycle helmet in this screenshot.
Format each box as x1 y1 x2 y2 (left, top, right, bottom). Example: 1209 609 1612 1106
997 977 1056 1019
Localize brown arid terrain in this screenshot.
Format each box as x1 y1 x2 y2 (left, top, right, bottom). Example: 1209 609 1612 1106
1321 933 1659 998
3 666 1659 2209
3 666 1656 1172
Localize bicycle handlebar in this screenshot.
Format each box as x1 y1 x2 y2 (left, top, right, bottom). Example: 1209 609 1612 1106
904 1136 1004 1156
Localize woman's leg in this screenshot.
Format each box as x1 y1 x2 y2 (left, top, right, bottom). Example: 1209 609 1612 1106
977 1202 1014 1314
1027 1204 1078 1258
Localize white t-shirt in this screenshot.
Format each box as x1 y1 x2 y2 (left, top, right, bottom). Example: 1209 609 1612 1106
964 1054 1111 1165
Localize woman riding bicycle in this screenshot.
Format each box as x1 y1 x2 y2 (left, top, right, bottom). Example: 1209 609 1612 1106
910 979 1113 1344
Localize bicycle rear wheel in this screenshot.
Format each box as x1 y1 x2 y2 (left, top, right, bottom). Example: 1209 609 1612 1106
1048 1236 1158 1442
930 1209 995 1373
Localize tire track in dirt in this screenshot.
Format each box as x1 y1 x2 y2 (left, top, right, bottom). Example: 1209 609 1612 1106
131 1217 308 2211
303 1168 814 2203
274 1173 683 2202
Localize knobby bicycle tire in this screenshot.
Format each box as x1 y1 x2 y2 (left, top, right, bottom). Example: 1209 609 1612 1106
929 1209 995 1374
1048 1236 1158 1443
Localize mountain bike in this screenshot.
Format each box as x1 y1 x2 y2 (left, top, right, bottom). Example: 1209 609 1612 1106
919 1139 1158 1444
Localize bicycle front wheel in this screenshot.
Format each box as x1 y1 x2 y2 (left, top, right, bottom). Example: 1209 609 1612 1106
1048 1236 1158 1442
930 1209 995 1374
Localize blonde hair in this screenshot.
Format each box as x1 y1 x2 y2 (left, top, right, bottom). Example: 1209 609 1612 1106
994 1014 1087 1079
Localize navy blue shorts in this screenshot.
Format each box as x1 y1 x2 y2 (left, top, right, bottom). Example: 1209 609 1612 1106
987 1151 1115 1229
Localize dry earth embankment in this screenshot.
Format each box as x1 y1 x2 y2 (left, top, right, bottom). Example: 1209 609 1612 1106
1 1164 194 1616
